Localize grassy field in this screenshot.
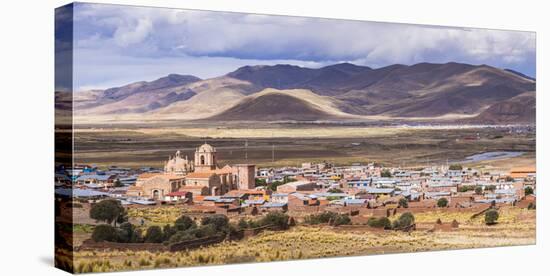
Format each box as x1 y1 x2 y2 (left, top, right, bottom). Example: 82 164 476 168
72 125 535 169
73 206 535 273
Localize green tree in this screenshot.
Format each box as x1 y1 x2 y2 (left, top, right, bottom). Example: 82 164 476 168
398 198 409 208
437 198 449 208
255 178 266 187
89 199 126 226
91 224 118 242
485 209 499 225
380 169 392 177
524 186 534 196
113 179 123 187
144 226 164 243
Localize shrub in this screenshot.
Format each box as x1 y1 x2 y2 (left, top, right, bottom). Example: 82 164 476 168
255 178 266 187
449 164 463 170
91 224 117 242
437 198 448 208
305 211 338 224
393 212 415 229
459 185 475 193
201 214 229 231
168 231 195 244
192 224 218 238
162 224 177 241
260 211 290 229
304 211 350 226
288 217 296 227
475 186 483 195
380 170 392 177
89 199 126 226
327 188 344 193
117 222 141 243
367 217 392 229
332 214 351 226
527 202 536 210
237 218 249 229
174 215 196 231
144 226 164 243
485 209 499 225
524 186 534 196
398 198 409 208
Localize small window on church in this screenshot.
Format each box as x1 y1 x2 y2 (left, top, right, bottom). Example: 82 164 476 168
200 155 205 165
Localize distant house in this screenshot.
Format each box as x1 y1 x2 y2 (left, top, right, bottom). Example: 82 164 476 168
55 188 109 199
364 187 395 198
287 193 319 207
75 174 117 188
271 193 289 204
344 198 368 206
260 202 288 212
276 180 317 193
164 191 192 202
509 167 536 179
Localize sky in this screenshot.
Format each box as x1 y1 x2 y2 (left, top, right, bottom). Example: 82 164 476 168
64 2 536 91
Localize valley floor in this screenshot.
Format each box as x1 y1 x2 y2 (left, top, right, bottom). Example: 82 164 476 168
69 125 535 169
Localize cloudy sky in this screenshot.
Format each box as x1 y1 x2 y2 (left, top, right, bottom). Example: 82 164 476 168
68 2 536 91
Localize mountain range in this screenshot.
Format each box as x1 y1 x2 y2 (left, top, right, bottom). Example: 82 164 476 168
72 62 536 124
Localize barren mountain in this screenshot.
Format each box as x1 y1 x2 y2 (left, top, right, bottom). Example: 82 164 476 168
468 92 536 124
73 62 536 124
206 88 351 121
226 62 535 118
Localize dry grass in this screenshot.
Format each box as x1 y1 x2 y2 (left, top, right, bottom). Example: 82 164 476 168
127 206 183 227
74 207 535 273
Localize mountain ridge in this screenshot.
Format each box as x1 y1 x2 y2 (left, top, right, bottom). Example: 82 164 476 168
72 62 536 124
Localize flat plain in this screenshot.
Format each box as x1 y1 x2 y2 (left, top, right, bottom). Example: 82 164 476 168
73 125 535 169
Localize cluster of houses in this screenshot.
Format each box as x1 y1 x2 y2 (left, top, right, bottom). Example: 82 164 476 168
55 143 536 216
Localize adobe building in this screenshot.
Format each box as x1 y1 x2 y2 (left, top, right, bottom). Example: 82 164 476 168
127 173 185 200
128 143 256 198
164 150 193 175
232 164 256 190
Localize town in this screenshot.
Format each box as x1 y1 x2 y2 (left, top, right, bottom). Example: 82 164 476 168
56 142 536 222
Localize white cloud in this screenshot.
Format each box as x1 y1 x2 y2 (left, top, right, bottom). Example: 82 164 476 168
113 18 153 47
71 2 536 89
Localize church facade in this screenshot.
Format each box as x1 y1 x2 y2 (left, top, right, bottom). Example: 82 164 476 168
127 143 256 200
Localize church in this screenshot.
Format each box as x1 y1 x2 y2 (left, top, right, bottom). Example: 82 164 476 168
127 143 256 200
